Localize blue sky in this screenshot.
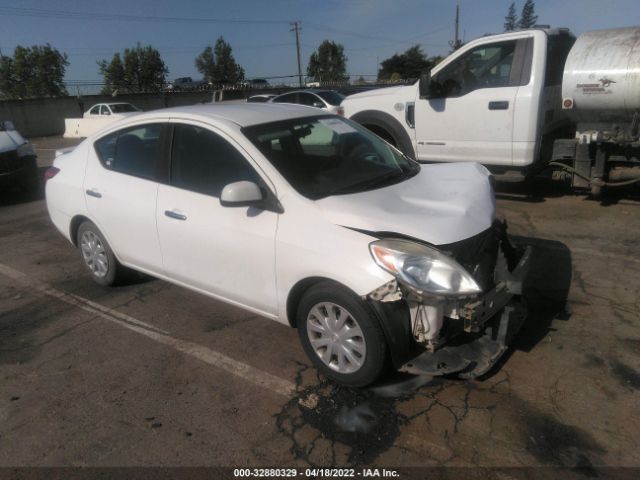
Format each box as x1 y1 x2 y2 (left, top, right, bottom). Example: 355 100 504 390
0 0 638 87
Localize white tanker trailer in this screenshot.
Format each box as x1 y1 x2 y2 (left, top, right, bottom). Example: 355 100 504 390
558 27 640 193
342 26 640 195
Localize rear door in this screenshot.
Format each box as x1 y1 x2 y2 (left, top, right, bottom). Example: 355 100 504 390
84 122 168 273
414 36 533 165
156 121 279 316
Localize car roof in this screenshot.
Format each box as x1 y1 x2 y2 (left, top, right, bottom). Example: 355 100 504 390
131 103 326 127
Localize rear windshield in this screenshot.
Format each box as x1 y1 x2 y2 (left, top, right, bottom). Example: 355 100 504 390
242 115 419 200
315 91 345 106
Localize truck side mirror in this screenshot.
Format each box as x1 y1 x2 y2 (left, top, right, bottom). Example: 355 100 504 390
419 72 433 99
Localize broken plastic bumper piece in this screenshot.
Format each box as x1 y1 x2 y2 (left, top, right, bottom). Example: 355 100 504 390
399 246 532 378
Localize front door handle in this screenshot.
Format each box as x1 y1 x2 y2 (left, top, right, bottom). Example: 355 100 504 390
164 210 187 221
488 101 509 110
86 189 102 198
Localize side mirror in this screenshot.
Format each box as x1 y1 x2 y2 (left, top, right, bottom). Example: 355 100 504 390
419 72 433 99
313 102 326 109
220 181 264 207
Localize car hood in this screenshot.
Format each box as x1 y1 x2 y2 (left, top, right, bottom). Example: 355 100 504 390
315 162 495 246
0 129 26 154
345 84 416 101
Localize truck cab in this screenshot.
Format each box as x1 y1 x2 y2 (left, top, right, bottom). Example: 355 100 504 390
343 28 575 179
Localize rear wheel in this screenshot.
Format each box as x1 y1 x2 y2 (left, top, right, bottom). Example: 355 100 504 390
297 281 388 387
77 221 122 286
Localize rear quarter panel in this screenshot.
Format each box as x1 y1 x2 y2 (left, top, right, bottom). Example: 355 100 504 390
45 141 90 242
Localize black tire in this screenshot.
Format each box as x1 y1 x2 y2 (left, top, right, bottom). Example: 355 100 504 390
76 221 122 286
297 281 388 387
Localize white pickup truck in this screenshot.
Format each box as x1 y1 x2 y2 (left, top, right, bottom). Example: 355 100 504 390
342 27 640 194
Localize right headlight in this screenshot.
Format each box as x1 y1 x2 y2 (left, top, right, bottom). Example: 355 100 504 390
369 238 481 298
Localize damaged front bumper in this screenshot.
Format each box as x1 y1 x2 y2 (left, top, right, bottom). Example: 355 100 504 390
368 231 532 379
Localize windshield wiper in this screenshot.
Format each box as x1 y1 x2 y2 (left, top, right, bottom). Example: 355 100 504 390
322 169 408 197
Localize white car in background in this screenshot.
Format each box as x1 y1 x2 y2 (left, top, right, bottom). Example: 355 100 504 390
83 103 140 118
45 103 530 386
270 90 345 116
65 103 141 138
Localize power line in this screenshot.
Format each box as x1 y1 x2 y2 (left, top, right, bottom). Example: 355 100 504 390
0 6 290 24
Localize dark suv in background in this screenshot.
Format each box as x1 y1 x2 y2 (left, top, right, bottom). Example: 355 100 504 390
0 121 38 192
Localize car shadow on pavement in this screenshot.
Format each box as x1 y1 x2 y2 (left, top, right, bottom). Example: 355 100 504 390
516 236 573 351
484 236 572 378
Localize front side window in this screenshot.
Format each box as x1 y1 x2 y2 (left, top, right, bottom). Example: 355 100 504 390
243 116 420 200
94 123 163 180
435 41 517 97
171 124 260 197
100 105 111 115
89 105 100 115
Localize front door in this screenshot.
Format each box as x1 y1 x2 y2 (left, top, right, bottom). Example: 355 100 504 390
414 38 531 166
156 121 279 316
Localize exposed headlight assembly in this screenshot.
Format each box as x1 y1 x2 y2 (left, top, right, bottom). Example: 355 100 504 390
369 238 481 298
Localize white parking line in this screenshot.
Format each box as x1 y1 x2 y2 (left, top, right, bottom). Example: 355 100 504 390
0 263 297 398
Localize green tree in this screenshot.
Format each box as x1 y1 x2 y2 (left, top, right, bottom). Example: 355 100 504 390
99 44 167 93
0 56 14 98
378 45 433 81
518 0 538 29
504 2 518 31
0 44 68 99
98 53 125 94
307 40 348 83
195 37 244 85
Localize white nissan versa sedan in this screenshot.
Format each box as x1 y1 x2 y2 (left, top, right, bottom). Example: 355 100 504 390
45 103 531 387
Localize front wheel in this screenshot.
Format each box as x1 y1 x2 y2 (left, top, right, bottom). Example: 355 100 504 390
77 221 122 286
297 281 388 387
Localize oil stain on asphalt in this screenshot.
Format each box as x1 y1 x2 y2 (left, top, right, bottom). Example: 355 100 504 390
275 364 608 470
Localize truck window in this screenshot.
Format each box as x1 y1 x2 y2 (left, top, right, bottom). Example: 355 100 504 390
434 40 518 97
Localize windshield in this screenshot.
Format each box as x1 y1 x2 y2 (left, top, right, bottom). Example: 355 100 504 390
315 91 345 106
110 104 139 113
243 115 419 200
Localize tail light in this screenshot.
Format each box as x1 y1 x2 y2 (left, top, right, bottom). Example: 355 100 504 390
44 167 60 181
336 106 345 116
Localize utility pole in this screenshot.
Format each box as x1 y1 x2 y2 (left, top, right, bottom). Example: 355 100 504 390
449 4 463 51
290 21 303 87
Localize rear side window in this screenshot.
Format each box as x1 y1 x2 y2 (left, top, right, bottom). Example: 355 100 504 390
298 93 320 107
170 124 260 197
94 123 164 180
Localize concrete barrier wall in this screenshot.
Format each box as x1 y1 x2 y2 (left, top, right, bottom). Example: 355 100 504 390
0 91 215 138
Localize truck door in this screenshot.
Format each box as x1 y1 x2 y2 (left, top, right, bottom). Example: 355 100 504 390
414 37 532 166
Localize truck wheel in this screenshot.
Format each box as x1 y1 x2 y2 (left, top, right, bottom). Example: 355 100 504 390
297 281 388 387
77 221 123 286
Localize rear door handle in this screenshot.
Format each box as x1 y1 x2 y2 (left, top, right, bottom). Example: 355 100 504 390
488 101 509 110
85 189 102 198
164 210 187 221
